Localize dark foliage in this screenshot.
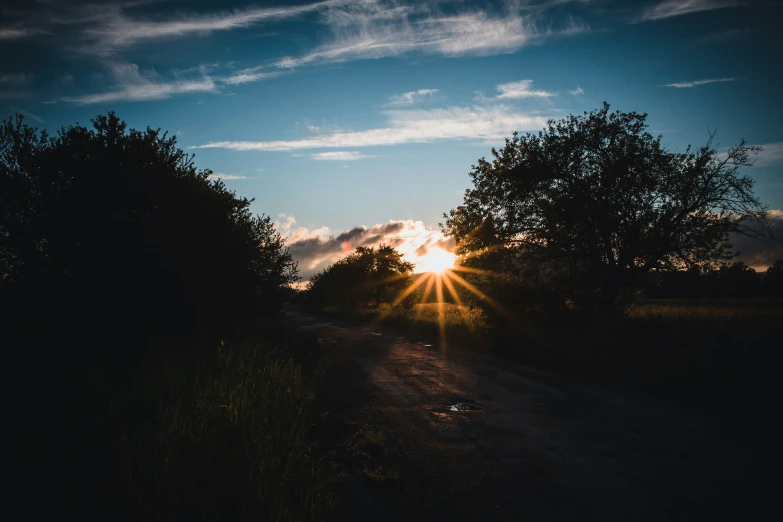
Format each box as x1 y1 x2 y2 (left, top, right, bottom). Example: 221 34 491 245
645 259 783 298
764 260 783 296
2 113 315 520
305 245 413 307
443 103 770 314
1 113 297 362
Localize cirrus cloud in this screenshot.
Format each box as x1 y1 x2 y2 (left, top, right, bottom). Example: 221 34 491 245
638 0 744 22
207 173 250 180
193 104 550 151
61 62 216 104
387 88 439 106
665 77 737 88
271 1 587 69
495 79 556 99
311 151 374 161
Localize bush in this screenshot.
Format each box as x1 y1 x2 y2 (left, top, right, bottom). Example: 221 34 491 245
0 113 297 365
2 113 311 519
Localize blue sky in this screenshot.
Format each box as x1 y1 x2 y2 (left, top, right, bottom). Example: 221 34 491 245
2 0 782 276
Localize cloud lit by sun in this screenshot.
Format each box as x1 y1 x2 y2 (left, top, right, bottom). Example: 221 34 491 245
414 248 456 273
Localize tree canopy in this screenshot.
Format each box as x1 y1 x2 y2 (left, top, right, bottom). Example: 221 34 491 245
306 245 414 308
443 103 770 312
0 113 297 353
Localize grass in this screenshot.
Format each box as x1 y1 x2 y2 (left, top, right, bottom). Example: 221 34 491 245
317 302 488 342
307 298 781 414
339 424 399 485
631 298 783 319
618 299 782 396
27 326 335 522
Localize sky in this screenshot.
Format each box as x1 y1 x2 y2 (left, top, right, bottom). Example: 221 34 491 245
2 0 782 277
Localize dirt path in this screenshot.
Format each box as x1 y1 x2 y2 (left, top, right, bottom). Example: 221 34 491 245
287 309 753 521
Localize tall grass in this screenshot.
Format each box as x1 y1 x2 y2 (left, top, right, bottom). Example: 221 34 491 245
29 331 334 522
620 299 782 394
320 302 488 341
380 303 487 332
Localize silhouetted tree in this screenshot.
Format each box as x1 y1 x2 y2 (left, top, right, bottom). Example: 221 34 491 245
306 245 413 307
0 113 297 361
643 264 711 298
764 260 783 297
713 261 761 297
443 103 769 314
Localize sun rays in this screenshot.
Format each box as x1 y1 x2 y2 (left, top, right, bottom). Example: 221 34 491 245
376 260 509 354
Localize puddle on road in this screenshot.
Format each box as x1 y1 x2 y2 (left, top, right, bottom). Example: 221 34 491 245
432 399 487 414
365 331 383 336
449 401 486 411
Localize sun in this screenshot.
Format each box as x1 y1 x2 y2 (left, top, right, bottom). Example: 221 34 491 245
415 248 456 274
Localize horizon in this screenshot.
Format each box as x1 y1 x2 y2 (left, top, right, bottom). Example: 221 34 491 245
2 0 781 277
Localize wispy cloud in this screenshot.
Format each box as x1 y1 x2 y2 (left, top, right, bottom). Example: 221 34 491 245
694 26 751 45
194 105 550 151
665 77 737 88
0 73 33 86
207 173 250 180
7 106 45 123
752 142 783 168
494 79 556 99
638 0 743 22
387 88 439 106
61 62 216 104
273 1 587 69
1 0 586 63
61 60 289 103
0 27 43 40
569 85 584 95
0 0 343 56
716 141 783 168
0 73 34 100
311 151 374 161
221 69 283 85
80 1 336 52
298 120 348 135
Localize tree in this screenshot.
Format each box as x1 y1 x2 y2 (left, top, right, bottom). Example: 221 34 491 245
0 113 297 359
443 103 770 313
714 261 761 297
306 245 413 307
764 260 783 297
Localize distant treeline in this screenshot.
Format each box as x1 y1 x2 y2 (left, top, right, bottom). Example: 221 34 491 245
301 255 783 310
643 260 783 298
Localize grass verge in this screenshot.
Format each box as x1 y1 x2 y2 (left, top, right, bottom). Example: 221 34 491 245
24 324 335 521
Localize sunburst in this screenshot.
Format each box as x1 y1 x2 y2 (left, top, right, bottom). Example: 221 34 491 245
376 254 510 354
414 248 456 274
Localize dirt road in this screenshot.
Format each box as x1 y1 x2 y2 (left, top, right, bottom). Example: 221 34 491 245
286 309 753 521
